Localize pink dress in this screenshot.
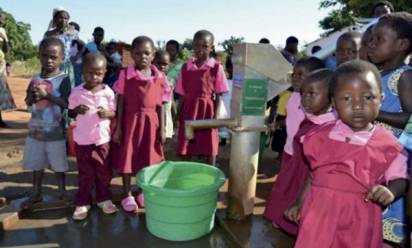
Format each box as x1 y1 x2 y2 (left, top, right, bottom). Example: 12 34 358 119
112 65 166 173
264 112 336 234
175 58 228 156
295 121 405 248
283 92 306 156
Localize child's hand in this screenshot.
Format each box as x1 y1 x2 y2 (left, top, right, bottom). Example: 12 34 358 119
97 107 112 119
268 122 283 132
366 185 395 206
268 122 277 132
74 104 89 115
113 128 121 144
36 87 48 99
31 88 41 102
284 202 302 224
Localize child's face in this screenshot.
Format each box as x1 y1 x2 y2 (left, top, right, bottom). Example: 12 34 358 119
93 31 104 44
359 32 372 61
53 11 69 30
336 38 360 66
291 65 309 92
192 35 213 61
154 54 170 73
166 44 178 60
368 23 403 66
39 45 64 75
83 60 106 89
131 41 154 70
333 72 382 131
301 80 330 115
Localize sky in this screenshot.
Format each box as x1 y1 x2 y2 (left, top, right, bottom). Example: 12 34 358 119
0 0 333 49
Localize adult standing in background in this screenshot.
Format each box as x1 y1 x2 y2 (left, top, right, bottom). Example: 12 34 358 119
0 11 16 127
44 7 79 88
281 36 299 65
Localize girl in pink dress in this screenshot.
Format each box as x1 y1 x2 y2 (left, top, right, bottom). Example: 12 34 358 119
175 30 228 165
264 57 325 223
264 69 336 235
286 60 408 248
112 36 167 212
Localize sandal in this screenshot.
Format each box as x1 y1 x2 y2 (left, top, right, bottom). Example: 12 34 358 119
121 196 138 213
136 193 145 208
73 205 90 221
21 195 43 210
97 200 118 214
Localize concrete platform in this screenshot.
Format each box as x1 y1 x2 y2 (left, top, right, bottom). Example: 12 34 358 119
1 206 236 248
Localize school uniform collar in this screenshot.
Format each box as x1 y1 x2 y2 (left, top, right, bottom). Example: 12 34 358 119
306 111 336 125
329 120 376 146
126 64 161 80
188 57 217 69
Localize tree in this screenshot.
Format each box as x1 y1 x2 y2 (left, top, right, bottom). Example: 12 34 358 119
319 0 412 33
219 36 244 56
181 38 193 51
1 8 37 62
155 40 165 50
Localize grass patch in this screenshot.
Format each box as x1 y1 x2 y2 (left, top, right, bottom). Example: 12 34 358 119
9 57 40 78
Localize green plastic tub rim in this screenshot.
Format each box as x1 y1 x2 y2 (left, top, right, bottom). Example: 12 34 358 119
136 161 226 196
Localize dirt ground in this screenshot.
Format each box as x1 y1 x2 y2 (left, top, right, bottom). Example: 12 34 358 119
0 77 280 203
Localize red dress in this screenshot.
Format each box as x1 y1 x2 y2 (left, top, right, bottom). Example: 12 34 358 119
264 115 334 235
176 63 220 156
295 123 402 248
112 66 165 173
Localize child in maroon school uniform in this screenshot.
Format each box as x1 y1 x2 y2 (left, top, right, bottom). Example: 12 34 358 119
175 30 228 165
265 69 336 235
286 61 408 248
69 53 118 220
112 36 167 213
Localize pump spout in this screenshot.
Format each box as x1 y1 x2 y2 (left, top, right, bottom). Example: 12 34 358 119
185 119 238 140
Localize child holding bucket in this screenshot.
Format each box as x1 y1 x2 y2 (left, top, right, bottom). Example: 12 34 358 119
69 53 118 220
112 36 168 212
175 30 228 165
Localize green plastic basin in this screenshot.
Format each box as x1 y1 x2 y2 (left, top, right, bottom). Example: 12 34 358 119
136 161 226 241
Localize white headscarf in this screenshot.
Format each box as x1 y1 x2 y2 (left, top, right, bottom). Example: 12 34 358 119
47 7 69 31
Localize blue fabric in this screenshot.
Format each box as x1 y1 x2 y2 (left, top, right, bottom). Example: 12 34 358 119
380 64 412 244
73 63 83 87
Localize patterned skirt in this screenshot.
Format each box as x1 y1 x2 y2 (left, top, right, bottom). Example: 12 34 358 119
0 73 16 111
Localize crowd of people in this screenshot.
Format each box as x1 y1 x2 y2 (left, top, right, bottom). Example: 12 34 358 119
1 1 412 247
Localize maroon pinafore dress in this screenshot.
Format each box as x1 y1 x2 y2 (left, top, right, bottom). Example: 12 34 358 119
177 63 219 156
295 123 402 248
264 118 321 234
112 69 165 173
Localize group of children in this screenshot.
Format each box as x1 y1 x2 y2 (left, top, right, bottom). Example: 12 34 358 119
17 5 412 247
264 12 412 247
22 19 228 221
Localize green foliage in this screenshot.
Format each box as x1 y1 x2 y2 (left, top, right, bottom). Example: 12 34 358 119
319 0 412 33
218 36 244 56
1 8 37 62
178 47 192 61
319 8 357 34
181 38 193 51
